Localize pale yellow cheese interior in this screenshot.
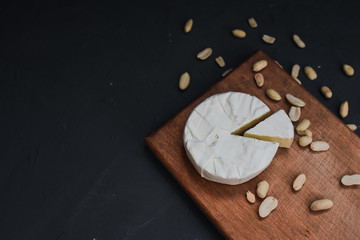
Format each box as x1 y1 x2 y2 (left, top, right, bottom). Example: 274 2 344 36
243 133 293 148
231 111 270 135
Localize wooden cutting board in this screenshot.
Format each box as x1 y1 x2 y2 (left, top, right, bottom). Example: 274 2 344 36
145 50 360 240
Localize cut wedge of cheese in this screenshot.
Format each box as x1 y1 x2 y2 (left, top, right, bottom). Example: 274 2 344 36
183 92 278 185
244 109 294 148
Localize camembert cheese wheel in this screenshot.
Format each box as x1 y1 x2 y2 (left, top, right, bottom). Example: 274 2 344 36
183 92 279 185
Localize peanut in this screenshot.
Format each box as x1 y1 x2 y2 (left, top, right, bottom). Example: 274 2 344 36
341 174 360 186
265 88 281 101
310 199 333 211
296 119 310 132
289 106 301 122
293 174 306 191
215 56 225 68
232 29 246 38
320 86 332 99
184 19 193 33
248 17 258 28
339 101 349 118
291 64 300 77
304 66 317 80
259 196 278 218
257 180 269 199
293 34 306 48
299 136 312 147
179 72 190 90
343 64 354 76
262 34 276 44
246 190 256 203
310 141 330 152
254 73 264 87
346 124 357 131
197 48 212 60
285 93 305 107
253 60 268 72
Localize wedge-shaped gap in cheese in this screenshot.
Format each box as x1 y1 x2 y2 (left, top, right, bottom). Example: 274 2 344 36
215 92 271 135
231 111 270 135
244 109 294 148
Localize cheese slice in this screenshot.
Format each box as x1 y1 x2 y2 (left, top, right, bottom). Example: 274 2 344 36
183 92 278 185
244 109 294 148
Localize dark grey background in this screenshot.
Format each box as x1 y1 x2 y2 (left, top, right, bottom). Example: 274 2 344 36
0 0 359 239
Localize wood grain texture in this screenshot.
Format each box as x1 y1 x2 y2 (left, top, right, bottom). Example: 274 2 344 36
145 50 360 240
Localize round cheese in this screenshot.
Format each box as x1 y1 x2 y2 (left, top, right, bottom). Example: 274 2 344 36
183 92 279 185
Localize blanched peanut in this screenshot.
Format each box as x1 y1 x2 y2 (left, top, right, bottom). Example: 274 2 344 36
253 60 268 72
299 136 312 147
293 174 306 191
341 174 360 186
256 180 269 199
310 199 333 211
310 141 330 152
246 190 256 203
259 196 278 218
296 119 310 132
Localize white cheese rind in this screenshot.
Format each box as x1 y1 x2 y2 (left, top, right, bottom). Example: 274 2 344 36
245 109 294 143
183 92 278 185
183 92 270 142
